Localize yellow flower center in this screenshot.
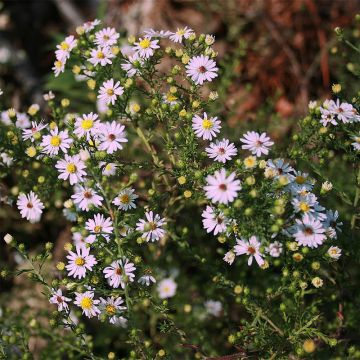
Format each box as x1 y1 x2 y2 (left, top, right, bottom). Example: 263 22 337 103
330 249 338 255
202 119 213 130
296 176 305 184
166 93 177 102
60 42 69 50
355 137 360 143
50 135 61 147
66 163 77 173
120 194 130 204
139 38 151 49
80 297 93 310
94 225 102 233
81 119 93 130
105 304 116 315
97 51 105 59
106 89 114 96
176 29 186 36
163 286 170 293
105 164 112 171
55 60 63 69
75 257 85 266
299 202 310 212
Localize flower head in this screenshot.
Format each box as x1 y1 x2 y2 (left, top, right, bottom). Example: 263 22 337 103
192 112 221 141
17 191 44 223
98 79 124 106
98 121 127 154
234 236 264 266
103 258 136 289
49 288 71 312
66 244 97 279
71 186 103 212
74 291 100 318
112 188 138 210
186 55 218 85
136 211 166 242
205 138 237 163
240 131 274 157
55 154 87 185
157 278 177 299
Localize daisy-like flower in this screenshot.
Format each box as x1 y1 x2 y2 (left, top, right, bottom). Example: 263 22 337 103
205 138 237 163
41 127 72 156
121 53 142 77
22 121 47 142
266 159 294 178
192 112 221 141
204 168 241 204
74 112 100 140
85 214 113 243
327 246 342 260
56 154 87 185
94 27 119 47
71 186 103 212
202 206 227 235
112 188 138 210
287 171 314 194
1 152 13 166
133 37 160 58
333 99 354 123
223 250 236 265
49 289 71 312
136 211 166 242
185 55 218 85
169 26 194 43
17 191 44 223
103 258 136 289
163 92 178 106
74 291 100 318
66 244 97 279
143 29 172 38
15 113 31 129
158 278 177 299
138 272 156 286
351 134 360 151
266 241 283 257
98 79 124 106
320 107 337 127
100 162 117 176
53 59 65 77
88 46 115 66
43 91 55 101
291 214 326 248
204 300 222 317
240 131 274 157
234 236 264 266
99 297 126 324
55 35 77 61
98 121 127 154
82 19 101 33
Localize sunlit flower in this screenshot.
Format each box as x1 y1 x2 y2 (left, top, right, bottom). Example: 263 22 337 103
121 53 142 77
94 27 119 47
55 154 87 185
85 214 113 242
112 188 138 210
74 112 101 140
82 19 101 33
74 291 100 318
99 296 126 324
205 138 237 163
240 131 274 157
66 244 97 279
291 214 326 248
98 121 127 154
192 112 221 141
202 206 227 235
169 26 194 43
100 162 117 176
223 250 236 265
98 79 124 106
17 191 44 223
71 186 103 212
234 235 264 266
22 121 47 142
55 35 77 61
53 59 65 77
103 258 136 289
266 241 283 257
49 288 71 312
186 55 218 85
88 46 115 66
133 37 159 58
327 246 342 260
136 211 166 242
41 127 73 156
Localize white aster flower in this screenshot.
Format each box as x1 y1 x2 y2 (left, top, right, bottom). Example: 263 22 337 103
185 55 218 85
169 26 194 43
162 92 178 106
202 205 227 235
98 121 127 154
85 213 113 241
66 244 97 279
52 59 65 77
41 127 72 156
94 27 119 47
49 288 71 312
82 19 101 33
157 278 177 299
22 121 47 142
234 235 264 266
55 154 87 185
98 79 124 106
55 35 77 61
112 188 138 210
292 214 326 248
266 241 283 257
192 112 221 141
15 113 30 129
136 211 166 242
71 186 103 212
99 296 126 324
100 162 117 176
88 46 115 66
223 250 236 265
205 138 237 163
17 191 44 223
74 291 100 318
103 258 136 289
43 91 55 101
74 112 100 140
240 131 274 157
133 37 160 58
204 300 222 317
121 53 142 77
204 168 241 204
266 159 294 178
138 272 156 286
1 152 13 166
327 246 342 260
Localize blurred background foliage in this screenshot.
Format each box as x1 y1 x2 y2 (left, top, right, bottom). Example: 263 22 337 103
1 0 360 359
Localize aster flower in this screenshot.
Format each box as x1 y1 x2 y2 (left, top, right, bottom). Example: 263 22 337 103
88 46 115 66
327 246 342 260
94 27 119 47
234 236 264 266
240 131 274 157
82 19 101 33
287 171 314 194
98 121 128 154
100 162 117 176
202 206 227 235
74 291 100 318
192 112 221 141
55 35 77 61
41 127 73 156
66 244 97 279
49 288 71 312
157 278 177 299
74 112 100 140
71 186 103 212
138 273 156 286
266 159 294 178
204 300 222 317
103 258 136 289
22 121 47 142
223 250 236 265
112 188 138 210
205 138 237 163
17 191 44 223
204 168 241 204
121 53 142 77
136 211 166 242
323 210 342 239
0 152 13 166
133 37 159 58
332 99 354 123
99 296 126 324
291 214 326 248
169 26 194 43
265 241 283 257
15 113 31 129
162 92 178 106
98 79 124 106
185 55 218 85
55 154 87 185
85 213 113 241
53 59 65 77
